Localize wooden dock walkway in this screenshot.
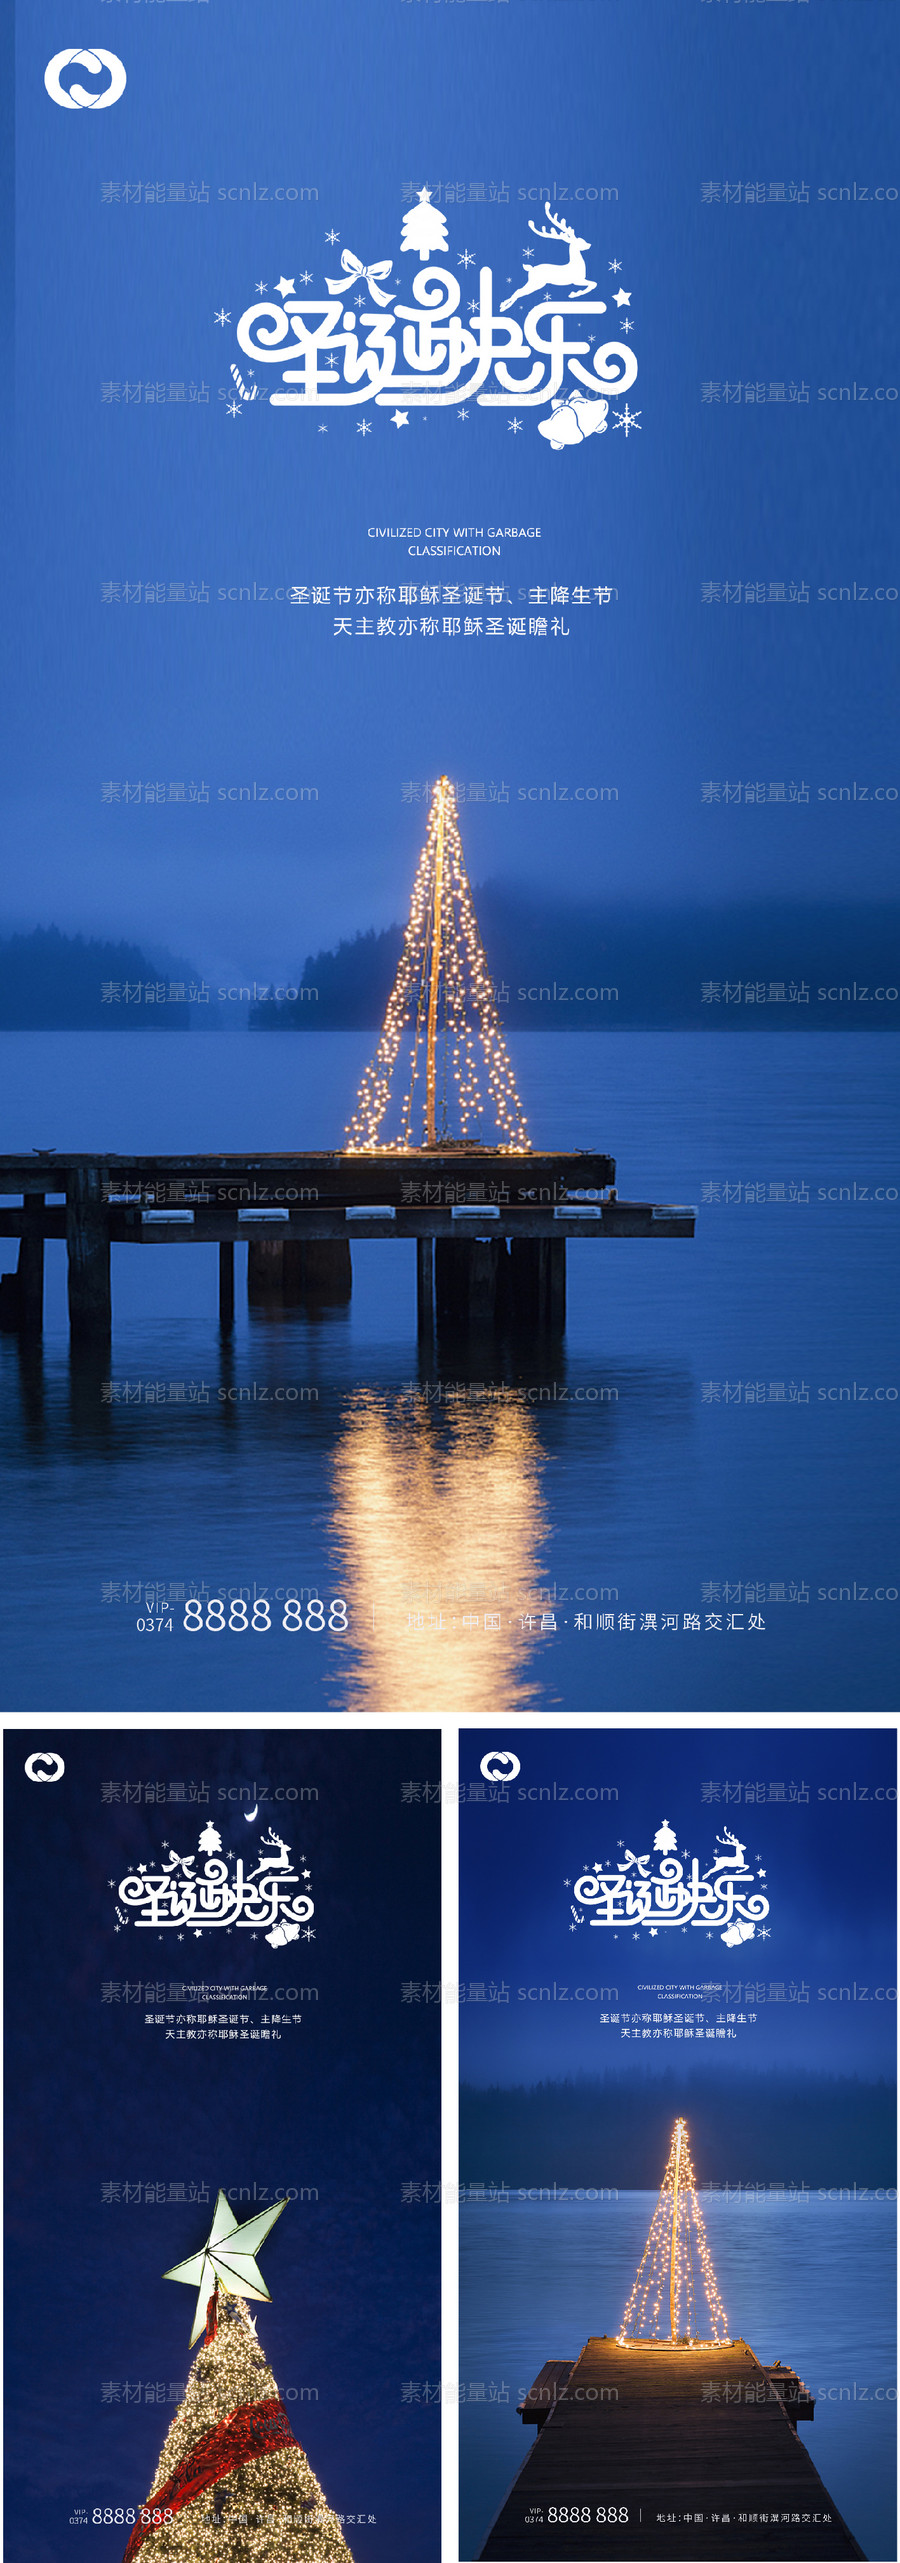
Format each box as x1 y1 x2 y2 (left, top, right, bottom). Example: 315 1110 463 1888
477 2340 865 2560
0 1151 694 1341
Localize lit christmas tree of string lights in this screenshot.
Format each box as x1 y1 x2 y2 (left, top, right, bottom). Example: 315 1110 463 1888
345 777 531 1153
618 2118 728 2346
121 2194 353 2563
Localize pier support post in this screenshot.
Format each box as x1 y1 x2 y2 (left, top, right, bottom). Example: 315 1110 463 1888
18 1195 46 1334
247 1239 284 1302
218 1241 235 1330
247 1237 352 1306
416 1236 436 1349
508 1238 566 1335
283 1240 352 1303
66 1169 111 1342
435 1237 505 1333
0 1195 46 1334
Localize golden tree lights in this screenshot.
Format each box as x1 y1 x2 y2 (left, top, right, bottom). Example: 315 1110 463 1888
122 2249 354 2563
617 2117 728 2346
345 777 531 1153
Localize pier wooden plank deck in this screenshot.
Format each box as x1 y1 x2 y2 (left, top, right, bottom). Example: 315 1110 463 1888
0 1148 618 1204
0 1202 695 1243
478 2342 864 2561
0 1152 694 1338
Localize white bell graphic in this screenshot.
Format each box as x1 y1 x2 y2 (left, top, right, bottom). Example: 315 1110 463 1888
539 392 608 449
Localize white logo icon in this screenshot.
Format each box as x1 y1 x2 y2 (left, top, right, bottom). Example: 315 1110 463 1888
480 1751 520 1785
25 1751 65 1783
44 49 127 110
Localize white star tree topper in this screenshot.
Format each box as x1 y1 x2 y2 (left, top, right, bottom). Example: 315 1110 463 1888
163 2189 289 2345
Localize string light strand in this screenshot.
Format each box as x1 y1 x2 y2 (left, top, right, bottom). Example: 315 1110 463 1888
345 777 531 1153
617 2118 728 2346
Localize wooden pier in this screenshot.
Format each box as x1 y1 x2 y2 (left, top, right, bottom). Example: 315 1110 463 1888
477 2340 864 2560
0 1152 694 1343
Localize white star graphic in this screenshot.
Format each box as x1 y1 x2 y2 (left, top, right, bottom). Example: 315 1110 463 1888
275 276 295 298
318 425 328 433
390 410 410 428
613 288 631 308
508 417 522 434
213 309 230 327
163 2191 289 2346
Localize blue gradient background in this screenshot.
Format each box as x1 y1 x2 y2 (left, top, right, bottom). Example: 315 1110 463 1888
7 0 900 972
4 1730 440 2563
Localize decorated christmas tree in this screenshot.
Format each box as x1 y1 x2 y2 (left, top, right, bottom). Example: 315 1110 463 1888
345 776 530 1152
400 188 448 262
617 2117 728 2346
122 2194 353 2563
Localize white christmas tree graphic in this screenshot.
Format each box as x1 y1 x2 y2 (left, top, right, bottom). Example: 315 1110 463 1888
122 2195 354 2561
400 188 448 262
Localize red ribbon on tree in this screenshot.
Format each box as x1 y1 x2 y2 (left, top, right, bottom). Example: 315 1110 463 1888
122 2397 298 2559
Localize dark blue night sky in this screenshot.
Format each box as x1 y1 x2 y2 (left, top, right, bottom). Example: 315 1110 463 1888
4 1730 440 2563
7 1 899 975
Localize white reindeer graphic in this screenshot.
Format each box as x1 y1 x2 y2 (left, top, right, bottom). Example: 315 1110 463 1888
500 206 598 312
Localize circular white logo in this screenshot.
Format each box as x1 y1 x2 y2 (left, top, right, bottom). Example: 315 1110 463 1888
44 49 127 109
480 1751 520 1785
25 1750 65 1783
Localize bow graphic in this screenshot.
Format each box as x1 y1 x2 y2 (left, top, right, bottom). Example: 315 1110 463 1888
325 249 395 308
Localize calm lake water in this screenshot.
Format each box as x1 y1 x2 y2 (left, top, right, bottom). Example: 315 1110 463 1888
459 2194 897 2562
0 1030 896 1711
